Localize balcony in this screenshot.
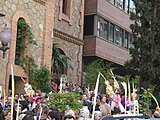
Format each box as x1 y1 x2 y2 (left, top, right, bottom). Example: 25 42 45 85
83 36 130 66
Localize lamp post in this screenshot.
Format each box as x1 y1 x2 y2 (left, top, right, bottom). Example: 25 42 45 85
0 13 12 58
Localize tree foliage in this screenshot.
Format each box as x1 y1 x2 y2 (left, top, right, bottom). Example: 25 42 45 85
33 67 52 93
16 18 51 93
125 0 160 100
16 18 37 65
139 87 153 114
21 56 51 93
83 59 111 93
51 44 72 78
47 92 83 113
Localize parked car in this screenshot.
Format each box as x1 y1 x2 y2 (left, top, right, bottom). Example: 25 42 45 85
100 114 151 120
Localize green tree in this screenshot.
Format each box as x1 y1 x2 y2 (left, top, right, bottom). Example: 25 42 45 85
139 87 153 114
83 59 111 93
125 0 160 100
33 67 52 93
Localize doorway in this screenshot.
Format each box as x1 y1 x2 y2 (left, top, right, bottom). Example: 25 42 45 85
9 75 25 94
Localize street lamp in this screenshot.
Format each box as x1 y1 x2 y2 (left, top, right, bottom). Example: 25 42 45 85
0 13 12 58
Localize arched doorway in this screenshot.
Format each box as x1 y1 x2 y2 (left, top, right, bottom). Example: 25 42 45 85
8 75 25 94
51 45 68 78
51 44 68 91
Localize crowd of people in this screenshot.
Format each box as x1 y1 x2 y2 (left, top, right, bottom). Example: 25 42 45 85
0 81 120 120
0 78 159 120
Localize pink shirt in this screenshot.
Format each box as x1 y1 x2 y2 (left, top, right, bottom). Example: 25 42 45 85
30 96 42 104
114 94 121 108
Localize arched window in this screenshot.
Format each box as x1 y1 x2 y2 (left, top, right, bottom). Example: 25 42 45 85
15 18 26 65
15 18 33 66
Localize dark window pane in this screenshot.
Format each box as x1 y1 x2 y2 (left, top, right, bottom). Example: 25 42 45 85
84 15 94 36
128 34 134 48
109 24 114 42
62 0 67 14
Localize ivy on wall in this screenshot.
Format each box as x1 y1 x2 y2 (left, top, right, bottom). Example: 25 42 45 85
15 18 37 65
15 18 51 92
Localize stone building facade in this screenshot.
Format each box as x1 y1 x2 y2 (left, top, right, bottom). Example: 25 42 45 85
53 0 84 83
0 0 84 94
0 0 55 94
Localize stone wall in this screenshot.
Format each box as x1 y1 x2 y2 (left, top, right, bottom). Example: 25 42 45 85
53 0 84 83
0 0 54 93
0 0 85 92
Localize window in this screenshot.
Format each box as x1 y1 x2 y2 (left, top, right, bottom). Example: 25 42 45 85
59 0 72 24
15 18 28 65
97 21 102 36
108 0 136 15
62 0 71 17
128 34 134 48
125 0 129 13
129 0 135 14
114 26 123 46
97 17 108 40
62 0 68 15
124 31 129 49
115 0 124 9
89 15 134 49
109 23 114 43
84 15 94 36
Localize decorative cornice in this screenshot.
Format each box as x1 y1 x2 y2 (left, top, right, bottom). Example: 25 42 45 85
53 29 84 45
33 0 46 5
